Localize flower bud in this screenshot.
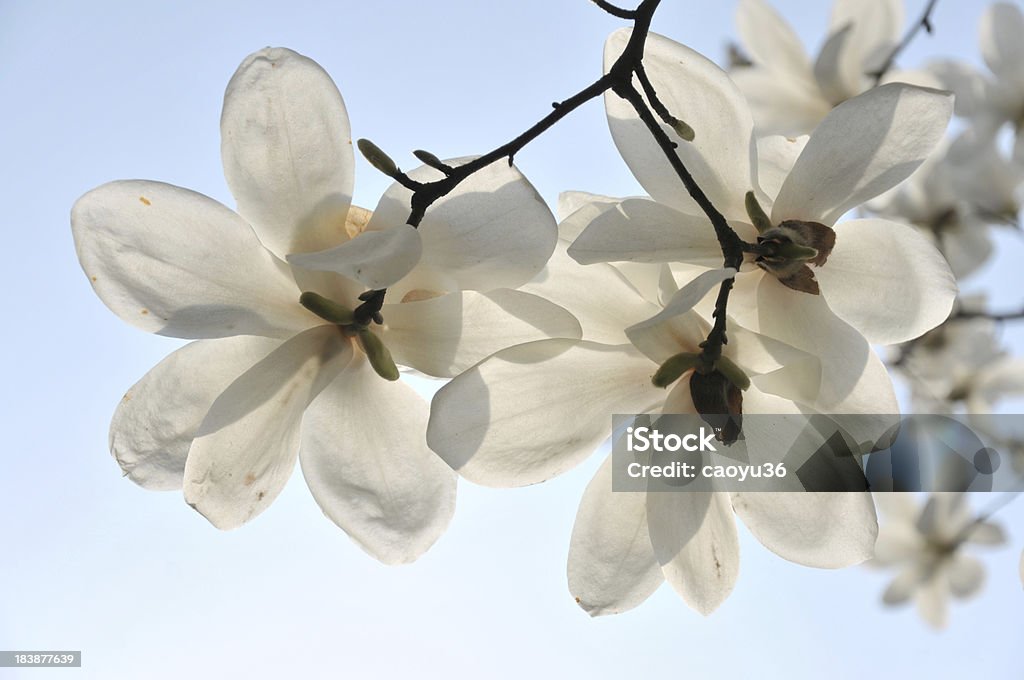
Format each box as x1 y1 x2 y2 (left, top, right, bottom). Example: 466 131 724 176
652 352 703 388
689 369 743 444
744 191 773 234
713 355 750 391
413 149 448 172
299 292 355 325
669 117 696 142
357 329 400 381
357 138 400 178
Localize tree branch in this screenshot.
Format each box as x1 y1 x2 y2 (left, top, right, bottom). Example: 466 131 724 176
591 0 637 19
870 0 940 85
354 0 746 357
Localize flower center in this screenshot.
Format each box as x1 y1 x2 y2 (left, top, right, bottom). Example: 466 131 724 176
754 220 836 295
745 191 836 294
651 352 749 444
299 291 399 381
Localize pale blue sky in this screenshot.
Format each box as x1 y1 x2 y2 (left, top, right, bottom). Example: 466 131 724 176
2 1 1022 678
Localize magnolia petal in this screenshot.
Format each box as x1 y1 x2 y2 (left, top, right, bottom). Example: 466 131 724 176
973 357 1024 405
427 340 661 487
731 68 831 137
731 491 876 568
624 269 735 364
183 326 351 529
872 523 923 566
873 492 920 521
946 554 985 598
568 456 663 616
772 84 953 226
751 274 899 423
605 29 754 220
813 24 854 105
72 180 314 338
915 573 949 628
941 220 993 280
882 564 923 605
367 157 557 296
646 491 739 615
830 0 903 97
755 135 808 204
628 268 736 334
880 68 944 91
381 289 582 378
617 262 679 309
727 324 817 380
286 225 422 290
110 336 281 491
557 191 619 223
221 47 354 257
980 3 1024 90
917 493 969 543
929 59 991 118
299 355 456 564
966 521 1006 546
815 218 956 345
736 0 809 75
568 198 723 267
626 312 709 366
519 243 659 345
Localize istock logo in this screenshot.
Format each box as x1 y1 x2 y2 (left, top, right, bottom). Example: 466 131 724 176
625 426 717 453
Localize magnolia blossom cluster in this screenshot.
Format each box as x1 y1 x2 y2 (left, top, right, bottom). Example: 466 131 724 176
72 1 1022 626
729 0 1024 627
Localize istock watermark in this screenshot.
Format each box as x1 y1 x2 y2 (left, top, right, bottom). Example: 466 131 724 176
611 413 1024 493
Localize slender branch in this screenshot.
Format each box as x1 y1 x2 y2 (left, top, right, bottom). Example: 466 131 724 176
355 0 745 355
355 0 669 324
591 0 637 19
954 306 1024 323
633 64 673 126
891 299 1024 368
974 489 1022 525
614 80 744 359
870 0 940 84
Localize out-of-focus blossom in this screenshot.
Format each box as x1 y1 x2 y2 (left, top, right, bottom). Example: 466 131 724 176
931 3 1024 165
898 316 1024 415
873 493 1005 628
731 0 936 135
867 139 1023 279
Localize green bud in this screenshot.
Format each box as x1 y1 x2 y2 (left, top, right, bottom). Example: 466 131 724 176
772 240 819 262
713 355 750 391
357 138 399 177
413 149 447 171
669 117 695 142
300 292 355 325
745 191 773 234
357 329 400 381
652 352 702 388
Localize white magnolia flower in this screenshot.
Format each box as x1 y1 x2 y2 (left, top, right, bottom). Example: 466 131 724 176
866 140 1021 279
570 30 955 415
71 47 578 563
899 316 1024 415
429 226 879 615
931 2 1024 165
873 493 1005 628
731 0 935 136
